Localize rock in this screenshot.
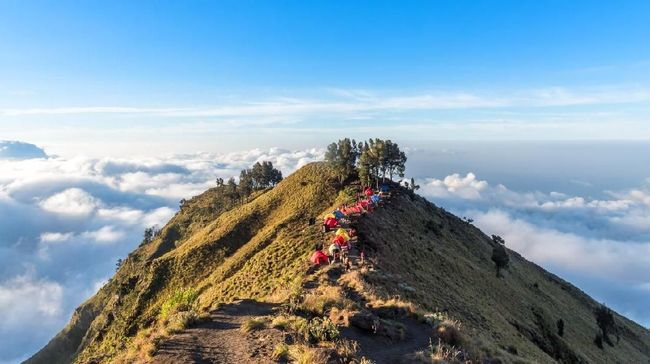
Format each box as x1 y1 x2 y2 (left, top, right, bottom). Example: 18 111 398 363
349 310 378 332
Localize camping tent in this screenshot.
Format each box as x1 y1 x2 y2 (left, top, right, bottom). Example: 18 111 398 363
335 228 350 241
333 210 346 219
310 250 329 265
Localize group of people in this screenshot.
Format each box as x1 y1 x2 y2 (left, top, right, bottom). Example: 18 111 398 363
310 184 391 268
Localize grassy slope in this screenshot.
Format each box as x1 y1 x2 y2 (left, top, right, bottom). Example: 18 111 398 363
26 162 341 364
26 162 650 363
357 190 650 363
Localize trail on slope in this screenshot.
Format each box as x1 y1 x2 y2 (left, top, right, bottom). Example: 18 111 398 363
153 300 281 364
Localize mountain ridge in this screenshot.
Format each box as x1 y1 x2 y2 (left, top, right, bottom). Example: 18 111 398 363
26 162 650 363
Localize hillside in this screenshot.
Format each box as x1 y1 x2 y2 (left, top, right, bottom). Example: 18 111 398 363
26 162 650 364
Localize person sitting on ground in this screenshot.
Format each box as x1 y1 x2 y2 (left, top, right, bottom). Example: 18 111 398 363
310 248 329 265
328 243 341 264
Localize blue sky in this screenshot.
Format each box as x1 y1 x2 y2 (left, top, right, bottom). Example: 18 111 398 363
1 1 650 156
1 2 650 362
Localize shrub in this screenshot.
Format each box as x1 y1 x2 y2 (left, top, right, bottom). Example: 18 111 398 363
167 311 202 333
160 288 198 319
299 317 339 343
557 319 565 337
241 316 268 333
491 243 509 278
594 304 619 346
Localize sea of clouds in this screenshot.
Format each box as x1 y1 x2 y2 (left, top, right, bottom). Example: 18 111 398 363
0 141 323 363
0 141 649 363
415 172 650 327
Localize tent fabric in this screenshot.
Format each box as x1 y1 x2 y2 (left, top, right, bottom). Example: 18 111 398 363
332 234 347 246
371 195 381 204
335 228 350 241
364 187 374 197
325 213 336 220
310 250 329 265
381 184 390 193
324 217 338 228
333 210 346 219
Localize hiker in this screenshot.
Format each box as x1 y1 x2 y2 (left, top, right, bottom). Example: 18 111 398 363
310 248 329 265
328 243 341 264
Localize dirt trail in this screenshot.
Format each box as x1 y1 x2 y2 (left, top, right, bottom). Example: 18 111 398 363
153 300 281 364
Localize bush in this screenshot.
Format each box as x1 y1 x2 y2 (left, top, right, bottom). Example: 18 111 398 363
557 319 565 337
299 317 339 343
160 288 198 319
491 243 509 277
594 304 619 346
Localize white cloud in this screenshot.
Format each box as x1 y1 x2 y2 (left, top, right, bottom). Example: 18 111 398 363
81 226 125 244
2 86 650 119
39 188 99 216
0 272 63 323
40 232 74 243
473 209 650 285
0 146 325 362
420 172 488 200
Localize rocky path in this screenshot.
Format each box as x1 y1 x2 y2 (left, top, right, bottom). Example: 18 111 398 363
153 300 282 364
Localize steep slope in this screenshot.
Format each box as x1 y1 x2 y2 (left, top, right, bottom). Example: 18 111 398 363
27 162 650 363
354 190 650 362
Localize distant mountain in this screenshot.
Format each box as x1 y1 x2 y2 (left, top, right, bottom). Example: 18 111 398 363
0 141 48 160
26 162 650 363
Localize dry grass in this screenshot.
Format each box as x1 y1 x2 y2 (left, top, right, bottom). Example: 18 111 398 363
240 316 269 333
300 284 351 315
287 344 329 364
271 343 289 361
270 314 308 332
334 338 359 359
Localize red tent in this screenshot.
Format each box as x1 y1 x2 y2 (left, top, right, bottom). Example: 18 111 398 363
324 217 338 229
364 187 374 197
332 234 346 246
310 250 329 265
